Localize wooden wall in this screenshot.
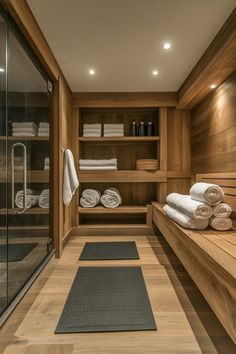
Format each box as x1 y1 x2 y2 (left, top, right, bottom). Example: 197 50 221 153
191 70 236 174
6 0 73 256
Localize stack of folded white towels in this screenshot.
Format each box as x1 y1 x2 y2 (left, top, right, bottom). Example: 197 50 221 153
12 122 38 137
38 122 50 137
80 188 122 208
83 124 102 137
44 157 50 170
103 124 124 137
164 182 232 231
15 189 49 209
79 158 117 170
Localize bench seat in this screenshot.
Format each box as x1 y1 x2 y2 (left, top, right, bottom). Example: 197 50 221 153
152 202 236 344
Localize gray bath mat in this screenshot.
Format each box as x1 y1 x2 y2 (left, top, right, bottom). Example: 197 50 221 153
0 243 37 262
55 266 157 333
79 241 139 260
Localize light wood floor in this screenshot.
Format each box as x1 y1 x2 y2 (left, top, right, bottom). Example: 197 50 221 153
0 232 235 354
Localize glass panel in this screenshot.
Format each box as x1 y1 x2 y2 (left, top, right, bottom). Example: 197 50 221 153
0 10 7 315
7 23 51 302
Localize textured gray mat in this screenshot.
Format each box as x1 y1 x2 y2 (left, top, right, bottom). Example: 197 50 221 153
0 243 37 262
79 241 139 260
55 266 157 333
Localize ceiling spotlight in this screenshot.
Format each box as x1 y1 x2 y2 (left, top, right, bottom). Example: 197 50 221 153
152 70 159 76
89 69 95 75
210 84 217 89
163 42 171 50
0 67 5 72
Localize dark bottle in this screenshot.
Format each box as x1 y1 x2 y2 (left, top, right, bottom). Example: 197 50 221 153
147 121 154 136
130 120 138 136
139 120 145 136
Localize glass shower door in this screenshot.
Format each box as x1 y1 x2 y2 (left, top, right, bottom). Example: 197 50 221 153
0 9 7 315
6 20 52 303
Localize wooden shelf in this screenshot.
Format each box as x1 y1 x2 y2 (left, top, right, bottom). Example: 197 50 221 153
79 136 160 143
0 208 49 215
0 170 49 183
0 136 49 141
77 224 150 229
78 205 147 214
78 170 166 182
0 225 48 231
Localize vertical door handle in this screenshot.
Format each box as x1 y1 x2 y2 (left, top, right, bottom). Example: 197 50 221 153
11 143 27 214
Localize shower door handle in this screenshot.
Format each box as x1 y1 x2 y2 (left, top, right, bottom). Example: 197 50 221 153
11 143 27 214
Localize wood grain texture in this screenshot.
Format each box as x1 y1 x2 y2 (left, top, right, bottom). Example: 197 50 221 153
177 7 236 109
72 92 177 107
152 202 236 344
191 70 236 175
1 235 203 354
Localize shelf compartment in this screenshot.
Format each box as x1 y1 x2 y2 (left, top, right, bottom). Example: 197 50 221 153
0 170 49 183
78 170 166 182
79 136 160 143
78 205 147 214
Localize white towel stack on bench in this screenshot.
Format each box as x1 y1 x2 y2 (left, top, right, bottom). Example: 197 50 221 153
12 122 38 137
164 183 232 231
103 124 124 137
38 122 49 137
79 158 117 170
83 124 102 137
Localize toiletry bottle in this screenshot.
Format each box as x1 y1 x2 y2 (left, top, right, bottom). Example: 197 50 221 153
130 120 137 136
139 121 145 136
147 121 154 136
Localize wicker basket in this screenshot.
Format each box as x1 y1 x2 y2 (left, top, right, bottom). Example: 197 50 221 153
136 159 159 171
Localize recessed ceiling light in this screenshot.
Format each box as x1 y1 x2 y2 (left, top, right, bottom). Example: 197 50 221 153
0 67 5 72
210 84 217 89
163 42 171 50
152 70 159 76
89 69 95 75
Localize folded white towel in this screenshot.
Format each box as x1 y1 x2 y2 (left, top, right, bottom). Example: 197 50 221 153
213 203 232 218
210 216 232 230
100 188 122 208
83 129 102 133
103 128 124 132
38 132 49 137
15 189 39 209
79 166 117 170
103 133 124 137
82 133 102 137
166 193 213 219
79 159 117 167
80 189 101 208
12 122 37 130
63 149 79 206
39 122 49 128
13 132 37 137
83 124 102 129
104 124 124 129
163 204 209 230
190 182 224 205
13 127 37 133
39 189 49 208
38 127 50 132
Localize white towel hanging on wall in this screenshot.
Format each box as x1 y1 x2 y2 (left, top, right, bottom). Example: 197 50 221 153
63 149 79 206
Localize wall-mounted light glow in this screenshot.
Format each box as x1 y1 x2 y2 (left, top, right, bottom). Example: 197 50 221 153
163 42 171 50
152 70 159 76
0 68 5 72
210 84 217 89
89 69 95 75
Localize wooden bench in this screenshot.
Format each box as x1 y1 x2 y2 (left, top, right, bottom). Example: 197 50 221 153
152 172 236 344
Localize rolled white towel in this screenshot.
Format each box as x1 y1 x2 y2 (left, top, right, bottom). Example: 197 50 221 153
190 182 224 205
79 159 117 167
80 189 101 208
213 203 232 218
210 216 232 231
100 188 122 208
15 189 39 209
166 193 213 219
163 205 209 230
39 189 49 208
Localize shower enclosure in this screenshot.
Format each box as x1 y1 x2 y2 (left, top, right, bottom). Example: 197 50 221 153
0 5 53 323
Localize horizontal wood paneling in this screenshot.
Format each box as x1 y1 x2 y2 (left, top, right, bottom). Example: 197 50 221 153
72 92 177 108
177 7 236 109
191 70 236 175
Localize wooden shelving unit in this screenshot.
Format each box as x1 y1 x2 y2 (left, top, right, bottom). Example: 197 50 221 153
78 170 166 183
78 205 148 214
0 136 49 141
0 170 49 183
79 136 160 143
